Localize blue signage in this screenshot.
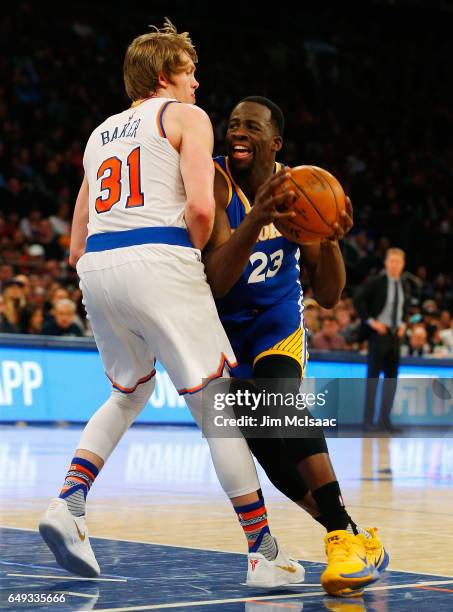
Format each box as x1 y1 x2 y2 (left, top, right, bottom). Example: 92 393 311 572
0 342 452 425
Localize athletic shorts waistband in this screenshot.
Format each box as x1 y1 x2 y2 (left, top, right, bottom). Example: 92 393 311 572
86 227 193 252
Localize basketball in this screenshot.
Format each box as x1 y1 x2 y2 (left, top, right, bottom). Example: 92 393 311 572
274 165 347 244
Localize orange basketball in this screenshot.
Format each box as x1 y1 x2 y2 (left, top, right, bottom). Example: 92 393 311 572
274 165 347 244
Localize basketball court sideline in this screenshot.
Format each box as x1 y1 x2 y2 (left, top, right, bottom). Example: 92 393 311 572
1 425 452 610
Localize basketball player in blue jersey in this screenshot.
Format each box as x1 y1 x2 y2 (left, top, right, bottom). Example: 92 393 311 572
203 96 389 597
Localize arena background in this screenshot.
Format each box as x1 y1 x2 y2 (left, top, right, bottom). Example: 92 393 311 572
1 3 453 612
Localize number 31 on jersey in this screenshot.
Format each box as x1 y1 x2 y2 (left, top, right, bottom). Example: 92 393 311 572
96 146 143 213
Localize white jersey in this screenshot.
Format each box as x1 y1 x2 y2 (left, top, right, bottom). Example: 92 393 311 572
83 97 187 237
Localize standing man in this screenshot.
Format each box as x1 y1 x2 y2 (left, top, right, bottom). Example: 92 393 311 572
353 248 409 432
39 22 304 589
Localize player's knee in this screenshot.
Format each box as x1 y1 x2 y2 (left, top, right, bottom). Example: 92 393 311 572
285 435 329 463
112 377 155 416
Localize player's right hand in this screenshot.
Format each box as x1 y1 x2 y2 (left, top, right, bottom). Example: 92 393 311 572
249 169 296 227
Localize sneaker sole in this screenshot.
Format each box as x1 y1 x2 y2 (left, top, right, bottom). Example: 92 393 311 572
246 580 304 588
246 574 305 588
335 553 389 598
39 522 99 578
322 566 380 597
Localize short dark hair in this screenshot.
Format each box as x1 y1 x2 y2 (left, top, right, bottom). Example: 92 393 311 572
239 96 285 135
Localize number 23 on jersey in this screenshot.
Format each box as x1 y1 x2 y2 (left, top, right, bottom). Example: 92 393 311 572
95 146 144 213
248 249 284 284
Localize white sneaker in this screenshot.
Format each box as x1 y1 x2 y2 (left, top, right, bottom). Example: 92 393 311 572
246 538 305 588
39 498 100 577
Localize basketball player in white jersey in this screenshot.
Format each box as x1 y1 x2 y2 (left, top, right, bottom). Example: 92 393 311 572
39 20 304 588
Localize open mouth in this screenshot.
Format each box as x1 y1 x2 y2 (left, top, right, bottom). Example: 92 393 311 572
231 144 253 160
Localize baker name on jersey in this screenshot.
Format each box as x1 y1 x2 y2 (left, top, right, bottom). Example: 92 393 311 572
101 118 141 145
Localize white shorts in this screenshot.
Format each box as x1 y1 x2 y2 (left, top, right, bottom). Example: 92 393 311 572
76 244 237 395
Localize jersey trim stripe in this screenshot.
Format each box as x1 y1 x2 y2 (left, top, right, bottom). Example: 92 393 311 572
214 161 233 205
157 100 178 138
177 353 238 395
223 157 283 214
225 157 251 213
253 349 303 372
252 326 307 376
107 368 156 394
86 226 193 252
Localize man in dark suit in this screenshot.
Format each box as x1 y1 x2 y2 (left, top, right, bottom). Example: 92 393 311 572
353 248 410 432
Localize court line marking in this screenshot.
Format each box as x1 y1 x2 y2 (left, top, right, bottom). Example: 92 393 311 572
239 583 324 588
0 559 134 581
248 603 301 609
416 585 453 593
2 525 453 579
76 580 453 612
367 580 453 590
7 573 126 582
0 560 69 573
85 590 326 611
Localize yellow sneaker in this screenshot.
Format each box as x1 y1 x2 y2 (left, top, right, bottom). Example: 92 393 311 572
321 530 380 597
357 527 389 574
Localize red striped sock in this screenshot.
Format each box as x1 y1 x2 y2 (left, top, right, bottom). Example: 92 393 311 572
234 499 277 560
59 456 99 517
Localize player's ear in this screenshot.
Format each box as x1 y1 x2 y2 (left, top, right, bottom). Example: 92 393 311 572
158 72 169 89
272 135 283 152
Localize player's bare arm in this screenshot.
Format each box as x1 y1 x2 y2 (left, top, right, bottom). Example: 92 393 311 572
166 103 216 250
203 169 294 297
300 197 353 309
69 174 89 268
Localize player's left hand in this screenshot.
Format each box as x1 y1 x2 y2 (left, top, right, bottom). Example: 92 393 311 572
325 196 353 242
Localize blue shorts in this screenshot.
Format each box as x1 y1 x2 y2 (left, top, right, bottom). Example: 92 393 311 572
222 300 307 379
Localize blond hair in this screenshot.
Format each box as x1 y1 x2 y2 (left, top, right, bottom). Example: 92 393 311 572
385 247 406 260
123 18 197 101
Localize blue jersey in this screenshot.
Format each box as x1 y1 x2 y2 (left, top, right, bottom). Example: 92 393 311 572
214 156 303 325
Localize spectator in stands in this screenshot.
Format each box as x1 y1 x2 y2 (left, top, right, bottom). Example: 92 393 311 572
401 324 431 357
14 274 31 301
0 264 14 291
19 209 44 242
50 287 70 306
0 294 19 333
440 310 452 332
2 278 28 333
30 285 47 310
334 305 360 347
27 306 44 335
41 299 83 337
311 316 347 351
422 299 440 347
49 202 71 239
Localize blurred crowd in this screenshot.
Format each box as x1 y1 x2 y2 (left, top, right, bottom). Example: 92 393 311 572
1 3 452 356
302 293 453 358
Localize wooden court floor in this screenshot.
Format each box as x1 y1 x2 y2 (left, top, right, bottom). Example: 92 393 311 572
1 426 452 576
